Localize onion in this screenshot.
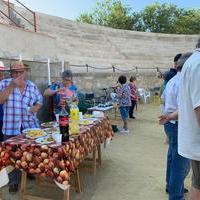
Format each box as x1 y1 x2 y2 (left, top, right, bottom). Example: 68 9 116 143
29 168 36 174
57 176 63 183
53 167 60 175
35 168 41 174
41 152 48 159
29 162 36 168
21 161 28 169
38 163 45 171
58 160 65 169
43 158 49 164
41 145 48 152
26 153 33 162
33 148 41 156
23 151 28 157
59 170 69 180
14 151 22 159
62 181 69 186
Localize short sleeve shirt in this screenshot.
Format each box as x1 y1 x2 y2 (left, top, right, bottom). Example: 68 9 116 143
178 49 200 160
0 78 43 135
116 83 131 107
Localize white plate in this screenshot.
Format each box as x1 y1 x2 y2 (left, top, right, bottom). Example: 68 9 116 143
23 128 47 139
43 127 60 134
79 119 94 125
41 121 58 128
35 136 55 144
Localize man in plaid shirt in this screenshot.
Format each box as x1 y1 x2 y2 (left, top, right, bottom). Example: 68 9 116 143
0 61 43 192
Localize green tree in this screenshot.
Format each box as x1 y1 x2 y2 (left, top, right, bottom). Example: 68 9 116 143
173 9 200 34
138 3 183 33
133 3 200 34
76 0 133 30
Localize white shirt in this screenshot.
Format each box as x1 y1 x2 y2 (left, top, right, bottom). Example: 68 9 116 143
178 49 200 160
161 72 180 121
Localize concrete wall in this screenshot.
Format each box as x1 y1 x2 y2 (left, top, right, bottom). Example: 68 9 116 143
36 12 199 71
0 22 57 60
0 0 199 71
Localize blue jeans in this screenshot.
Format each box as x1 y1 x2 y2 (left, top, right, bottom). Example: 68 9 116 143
164 122 190 200
119 106 129 120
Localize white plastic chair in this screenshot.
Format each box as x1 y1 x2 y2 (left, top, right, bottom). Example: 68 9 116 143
138 88 151 104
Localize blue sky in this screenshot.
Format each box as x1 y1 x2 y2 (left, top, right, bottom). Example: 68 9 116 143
17 0 200 20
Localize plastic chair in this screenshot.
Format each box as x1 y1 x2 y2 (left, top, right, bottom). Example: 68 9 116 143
138 88 151 104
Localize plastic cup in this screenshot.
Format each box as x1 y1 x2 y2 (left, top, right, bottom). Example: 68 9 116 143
79 112 83 120
55 114 59 122
53 133 62 143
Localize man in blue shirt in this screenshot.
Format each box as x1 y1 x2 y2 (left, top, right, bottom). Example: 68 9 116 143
0 61 8 141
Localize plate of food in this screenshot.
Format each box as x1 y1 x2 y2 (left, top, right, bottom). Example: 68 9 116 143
35 135 55 144
41 121 58 128
43 127 60 134
83 114 93 119
79 119 94 126
23 128 47 139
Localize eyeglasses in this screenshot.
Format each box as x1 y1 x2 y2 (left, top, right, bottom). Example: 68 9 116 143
63 78 72 82
11 71 24 74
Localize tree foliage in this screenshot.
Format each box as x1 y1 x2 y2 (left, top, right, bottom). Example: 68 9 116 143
76 1 200 34
76 0 133 30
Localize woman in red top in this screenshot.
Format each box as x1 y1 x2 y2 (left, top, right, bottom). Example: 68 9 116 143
129 76 138 118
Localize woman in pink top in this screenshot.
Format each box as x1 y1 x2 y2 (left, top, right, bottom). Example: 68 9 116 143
129 76 138 119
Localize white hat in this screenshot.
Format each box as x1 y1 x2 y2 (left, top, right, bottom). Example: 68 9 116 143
0 61 8 71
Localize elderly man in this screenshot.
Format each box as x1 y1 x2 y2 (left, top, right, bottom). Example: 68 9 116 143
160 52 192 200
0 61 43 193
0 61 8 142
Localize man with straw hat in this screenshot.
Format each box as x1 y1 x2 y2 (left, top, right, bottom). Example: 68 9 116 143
0 60 43 193
0 60 9 142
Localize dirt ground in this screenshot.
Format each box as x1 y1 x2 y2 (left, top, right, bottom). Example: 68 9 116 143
0 104 191 200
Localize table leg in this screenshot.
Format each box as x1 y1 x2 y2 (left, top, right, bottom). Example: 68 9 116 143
19 171 27 200
63 187 70 200
75 169 81 193
92 147 97 175
97 144 102 167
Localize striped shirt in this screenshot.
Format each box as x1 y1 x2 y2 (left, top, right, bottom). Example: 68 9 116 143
0 78 43 135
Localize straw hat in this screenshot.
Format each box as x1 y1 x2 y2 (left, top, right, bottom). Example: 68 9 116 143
10 61 29 71
0 61 8 71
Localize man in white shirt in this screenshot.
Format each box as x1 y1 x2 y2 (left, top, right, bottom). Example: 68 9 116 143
160 52 192 200
178 39 200 200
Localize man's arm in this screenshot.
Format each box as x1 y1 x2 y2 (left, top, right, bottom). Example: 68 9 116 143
29 103 42 114
0 75 26 104
44 88 56 97
0 82 15 104
159 110 178 125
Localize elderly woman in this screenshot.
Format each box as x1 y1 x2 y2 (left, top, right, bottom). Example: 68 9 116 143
44 69 78 114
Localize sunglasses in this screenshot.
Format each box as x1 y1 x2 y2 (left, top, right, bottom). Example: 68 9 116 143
63 78 72 82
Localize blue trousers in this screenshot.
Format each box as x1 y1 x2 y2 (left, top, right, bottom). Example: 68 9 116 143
164 122 190 200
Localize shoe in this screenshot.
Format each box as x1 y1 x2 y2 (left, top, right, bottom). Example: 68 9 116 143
9 184 18 193
165 188 188 194
129 116 135 119
120 128 129 133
